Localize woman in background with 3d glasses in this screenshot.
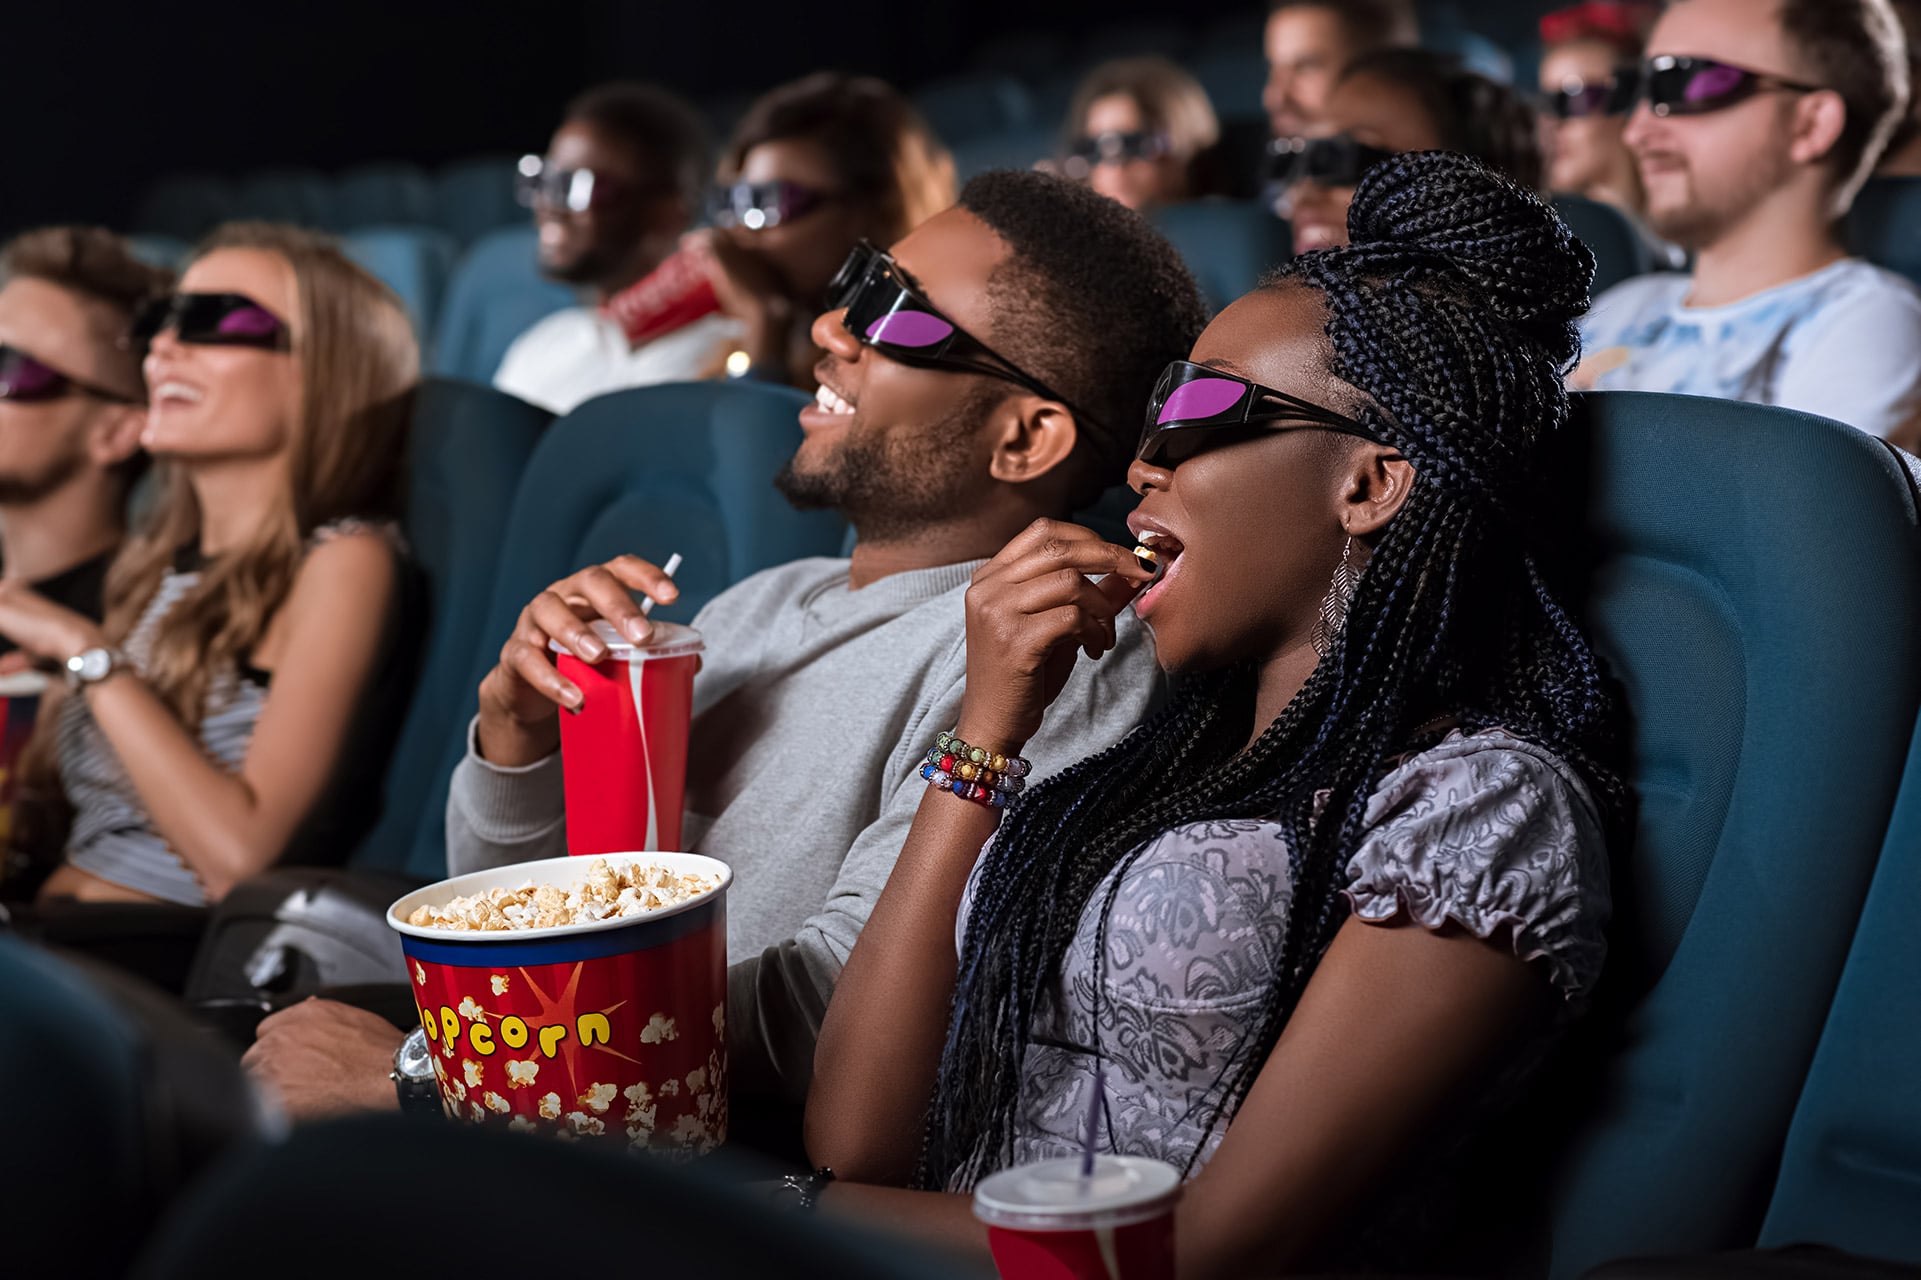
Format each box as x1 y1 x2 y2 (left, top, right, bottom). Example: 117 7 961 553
683 72 955 388
806 152 1627 1276
1057 56 1222 212
1273 47 1543 255
1536 2 1687 269
0 223 417 907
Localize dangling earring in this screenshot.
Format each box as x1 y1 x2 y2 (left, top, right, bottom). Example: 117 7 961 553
1311 535 1360 658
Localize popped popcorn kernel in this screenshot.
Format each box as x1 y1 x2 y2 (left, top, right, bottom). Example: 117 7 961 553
505 1059 539 1088
508 1115 536 1133
537 1092 562 1120
483 1091 511 1115
462 1059 483 1089
686 1066 707 1094
580 1082 617 1115
413 961 426 985
640 1013 678 1045
490 974 509 996
457 995 486 1022
660 1078 680 1098
565 1111 606 1137
410 861 718 932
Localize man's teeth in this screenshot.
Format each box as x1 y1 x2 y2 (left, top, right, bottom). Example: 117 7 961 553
154 381 203 404
813 385 855 415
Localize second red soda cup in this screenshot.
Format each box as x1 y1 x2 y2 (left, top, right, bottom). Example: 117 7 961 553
972 1155 1182 1280
553 620 705 855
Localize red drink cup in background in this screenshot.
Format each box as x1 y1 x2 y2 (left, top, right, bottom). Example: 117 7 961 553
602 248 722 349
972 1155 1183 1280
553 620 704 856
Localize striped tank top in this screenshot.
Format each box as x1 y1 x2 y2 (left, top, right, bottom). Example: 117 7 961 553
59 520 397 905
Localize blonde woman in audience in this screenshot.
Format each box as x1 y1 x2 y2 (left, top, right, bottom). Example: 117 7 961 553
0 224 416 905
1057 57 1221 211
686 72 955 387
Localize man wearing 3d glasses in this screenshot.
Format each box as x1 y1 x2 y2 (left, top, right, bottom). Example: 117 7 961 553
244 171 1208 1145
492 82 743 415
1573 0 1921 446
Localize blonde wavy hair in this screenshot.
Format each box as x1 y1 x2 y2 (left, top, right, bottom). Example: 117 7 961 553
104 222 418 728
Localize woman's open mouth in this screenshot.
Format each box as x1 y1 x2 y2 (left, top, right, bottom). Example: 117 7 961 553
1132 530 1185 620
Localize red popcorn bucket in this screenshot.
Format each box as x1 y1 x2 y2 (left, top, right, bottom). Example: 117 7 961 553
553 621 703 856
972 1156 1182 1280
387 852 730 1157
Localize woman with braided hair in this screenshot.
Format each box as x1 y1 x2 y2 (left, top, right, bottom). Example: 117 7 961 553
803 151 1628 1276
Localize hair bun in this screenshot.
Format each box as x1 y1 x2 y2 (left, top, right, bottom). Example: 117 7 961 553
1340 151 1595 366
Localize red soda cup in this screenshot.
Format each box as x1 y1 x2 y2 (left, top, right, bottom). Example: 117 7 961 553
972 1156 1182 1280
553 621 704 856
602 248 722 349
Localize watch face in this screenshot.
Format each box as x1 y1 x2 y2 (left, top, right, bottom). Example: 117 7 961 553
80 649 111 682
396 1028 435 1081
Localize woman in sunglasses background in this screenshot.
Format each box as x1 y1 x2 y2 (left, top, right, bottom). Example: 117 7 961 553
0 223 418 909
1056 56 1222 212
1536 2 1686 271
681 72 955 389
1276 47 1542 255
806 152 1625 1275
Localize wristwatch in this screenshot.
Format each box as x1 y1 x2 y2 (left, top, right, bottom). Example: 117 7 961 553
391 1026 442 1117
774 1165 836 1212
64 645 129 691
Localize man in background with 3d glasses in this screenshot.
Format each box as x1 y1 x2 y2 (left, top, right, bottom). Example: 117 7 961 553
1574 0 1921 446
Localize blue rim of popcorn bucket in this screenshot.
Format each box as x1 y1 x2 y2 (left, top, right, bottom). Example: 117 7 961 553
388 852 731 967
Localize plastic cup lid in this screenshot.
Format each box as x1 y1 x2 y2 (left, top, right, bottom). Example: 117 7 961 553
548 619 704 661
972 1155 1182 1230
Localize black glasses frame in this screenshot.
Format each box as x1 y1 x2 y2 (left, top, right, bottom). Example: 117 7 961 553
0 343 141 405
1138 360 1401 466
826 241 1109 437
130 292 292 352
1640 54 1824 118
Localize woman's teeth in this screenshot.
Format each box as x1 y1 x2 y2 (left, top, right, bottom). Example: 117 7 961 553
813 384 855 415
154 381 203 405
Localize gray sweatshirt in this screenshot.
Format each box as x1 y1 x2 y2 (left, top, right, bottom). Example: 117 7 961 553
446 556 1162 1102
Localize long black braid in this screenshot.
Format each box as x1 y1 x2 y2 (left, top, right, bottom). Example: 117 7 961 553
918 152 1632 1192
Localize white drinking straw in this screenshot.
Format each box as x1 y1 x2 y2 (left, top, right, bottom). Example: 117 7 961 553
640 552 683 617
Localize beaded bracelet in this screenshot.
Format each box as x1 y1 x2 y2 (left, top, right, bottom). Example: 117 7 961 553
920 729 1031 809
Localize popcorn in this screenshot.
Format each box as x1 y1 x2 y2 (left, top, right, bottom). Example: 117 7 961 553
490 974 509 996
462 1059 483 1089
483 1091 511 1115
538 1092 562 1120
508 1115 537 1133
712 1003 725 1037
565 1111 606 1137
469 1100 486 1122
579 1082 617 1115
622 1082 655 1124
408 860 718 932
458 995 486 1022
640 1013 678 1045
686 1067 707 1095
505 1059 539 1088
660 1079 679 1098
449 1079 467 1104
413 961 426 985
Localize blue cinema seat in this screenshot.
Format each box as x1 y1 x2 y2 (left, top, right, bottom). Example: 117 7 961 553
1555 194 1660 295
340 225 460 337
1758 699 1921 1263
332 161 435 231
430 225 575 384
913 72 1034 144
127 235 191 271
1513 394 1921 1277
430 155 525 246
0 932 261 1278
952 125 1057 181
346 379 554 875
1151 200 1295 312
1846 176 1921 288
231 167 334 228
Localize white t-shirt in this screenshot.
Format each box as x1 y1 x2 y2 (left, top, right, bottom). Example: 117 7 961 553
1576 258 1921 439
492 307 744 415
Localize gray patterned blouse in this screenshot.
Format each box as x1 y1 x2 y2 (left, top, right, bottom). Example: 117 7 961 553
956 728 1609 1177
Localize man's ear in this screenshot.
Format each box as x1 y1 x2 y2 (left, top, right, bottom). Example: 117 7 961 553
87 404 147 469
986 394 1081 487
1788 89 1849 169
1337 444 1416 538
